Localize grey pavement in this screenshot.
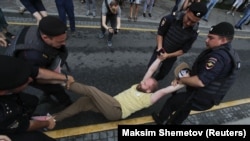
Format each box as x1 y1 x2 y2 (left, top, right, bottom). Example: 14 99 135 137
1 0 250 35
225 117 250 125
1 0 250 140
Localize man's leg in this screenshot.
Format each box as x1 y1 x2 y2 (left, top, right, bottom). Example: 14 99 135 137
55 2 67 25
153 92 192 125
57 82 122 121
54 96 96 121
65 0 76 32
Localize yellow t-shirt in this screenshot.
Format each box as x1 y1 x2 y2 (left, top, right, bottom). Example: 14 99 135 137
114 84 152 119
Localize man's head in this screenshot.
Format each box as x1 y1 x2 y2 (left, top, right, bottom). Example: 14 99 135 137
206 22 234 48
109 0 120 14
136 78 158 93
183 2 208 28
0 55 33 94
39 16 67 49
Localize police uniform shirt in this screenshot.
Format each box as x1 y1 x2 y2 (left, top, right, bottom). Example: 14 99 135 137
0 61 38 134
194 45 233 86
157 14 198 53
15 30 64 70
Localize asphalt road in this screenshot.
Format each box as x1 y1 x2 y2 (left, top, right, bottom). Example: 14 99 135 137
1 25 250 130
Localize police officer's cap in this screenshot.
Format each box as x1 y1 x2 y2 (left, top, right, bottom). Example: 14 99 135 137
209 22 234 37
39 16 67 36
0 55 32 90
188 2 208 18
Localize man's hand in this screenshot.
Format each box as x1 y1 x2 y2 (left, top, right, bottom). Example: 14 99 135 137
171 79 180 86
46 114 56 130
0 135 11 141
0 38 7 47
65 75 75 89
156 48 170 60
108 28 114 33
171 71 190 86
28 113 56 131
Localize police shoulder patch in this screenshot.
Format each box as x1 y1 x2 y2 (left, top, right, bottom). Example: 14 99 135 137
160 18 166 26
206 57 217 70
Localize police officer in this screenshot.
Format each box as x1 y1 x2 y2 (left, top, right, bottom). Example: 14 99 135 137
147 2 208 81
5 16 72 107
0 55 68 141
152 22 241 125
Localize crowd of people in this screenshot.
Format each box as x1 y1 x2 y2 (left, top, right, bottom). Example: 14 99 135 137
0 0 244 140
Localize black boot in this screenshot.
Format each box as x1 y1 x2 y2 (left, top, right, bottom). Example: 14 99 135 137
152 112 164 125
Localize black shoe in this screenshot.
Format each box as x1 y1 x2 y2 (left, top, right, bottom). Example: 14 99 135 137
234 25 242 30
148 13 152 17
143 13 146 17
245 21 250 25
152 112 164 125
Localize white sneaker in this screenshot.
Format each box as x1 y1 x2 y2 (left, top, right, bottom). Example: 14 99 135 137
226 11 231 14
231 12 234 16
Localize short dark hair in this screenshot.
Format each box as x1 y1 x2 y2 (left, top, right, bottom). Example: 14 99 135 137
38 16 67 36
0 55 32 90
110 0 119 6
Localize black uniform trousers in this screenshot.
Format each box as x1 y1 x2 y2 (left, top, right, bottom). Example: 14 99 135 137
30 83 72 106
158 91 215 124
148 47 177 81
7 131 56 141
158 92 193 124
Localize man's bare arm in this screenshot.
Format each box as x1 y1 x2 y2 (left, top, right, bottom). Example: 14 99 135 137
142 58 162 81
150 84 185 104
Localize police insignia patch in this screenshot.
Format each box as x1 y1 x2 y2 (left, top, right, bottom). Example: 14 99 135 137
196 12 201 17
161 18 166 26
206 57 217 69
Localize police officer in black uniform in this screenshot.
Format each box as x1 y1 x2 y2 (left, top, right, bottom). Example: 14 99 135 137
5 16 72 107
152 22 241 125
0 55 66 141
147 2 208 81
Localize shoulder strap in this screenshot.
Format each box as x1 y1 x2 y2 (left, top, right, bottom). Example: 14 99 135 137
219 47 241 71
5 26 30 56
